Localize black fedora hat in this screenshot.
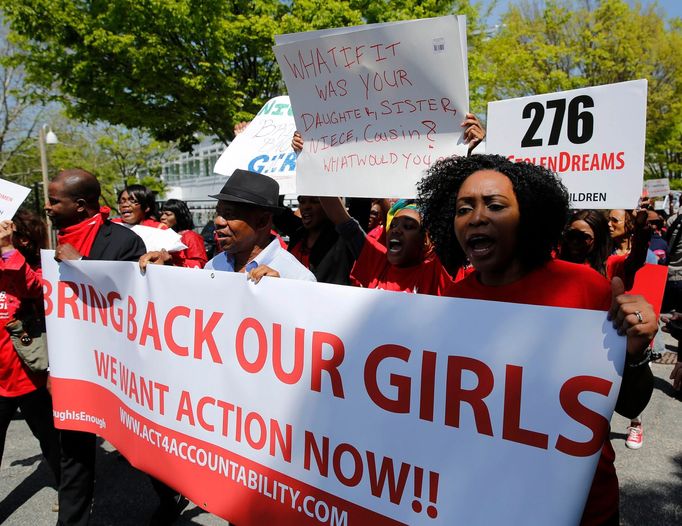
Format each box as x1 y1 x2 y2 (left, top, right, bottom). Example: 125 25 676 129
209 169 282 211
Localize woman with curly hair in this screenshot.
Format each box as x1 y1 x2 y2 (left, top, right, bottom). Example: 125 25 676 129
559 209 612 276
160 199 208 269
418 154 657 526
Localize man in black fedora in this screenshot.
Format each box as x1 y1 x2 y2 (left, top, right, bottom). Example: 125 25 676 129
139 169 314 523
140 169 315 282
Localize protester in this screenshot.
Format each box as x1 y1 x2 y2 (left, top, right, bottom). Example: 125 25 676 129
274 195 356 284
46 168 146 526
139 169 313 525
664 207 682 312
646 209 669 264
115 184 166 228
559 209 612 276
366 199 390 246
0 211 60 490
160 199 208 269
142 169 314 283
418 154 656 526
317 196 456 294
606 208 655 289
606 208 658 447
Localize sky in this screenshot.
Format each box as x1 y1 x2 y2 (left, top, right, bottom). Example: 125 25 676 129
481 0 682 24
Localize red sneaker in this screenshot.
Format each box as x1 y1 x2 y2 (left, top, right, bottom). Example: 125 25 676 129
625 423 643 449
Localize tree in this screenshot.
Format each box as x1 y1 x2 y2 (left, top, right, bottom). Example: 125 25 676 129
0 1 478 150
480 0 682 178
3 112 170 208
0 25 45 177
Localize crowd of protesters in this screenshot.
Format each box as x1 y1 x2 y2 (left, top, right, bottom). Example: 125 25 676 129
1 116 681 526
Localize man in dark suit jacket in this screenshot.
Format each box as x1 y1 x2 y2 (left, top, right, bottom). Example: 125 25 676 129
46 168 145 526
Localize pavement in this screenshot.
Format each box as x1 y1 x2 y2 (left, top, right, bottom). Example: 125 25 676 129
1 343 680 525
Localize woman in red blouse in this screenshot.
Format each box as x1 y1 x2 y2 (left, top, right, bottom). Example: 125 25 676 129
160 199 208 269
115 184 167 229
0 211 60 484
418 154 657 526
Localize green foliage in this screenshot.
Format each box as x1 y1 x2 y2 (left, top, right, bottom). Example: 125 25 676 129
0 1 472 151
3 0 681 178
480 0 682 179
3 112 169 208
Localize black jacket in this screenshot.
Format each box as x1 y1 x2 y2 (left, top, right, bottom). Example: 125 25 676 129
85 220 147 262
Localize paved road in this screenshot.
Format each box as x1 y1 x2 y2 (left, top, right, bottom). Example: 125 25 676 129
2 350 680 525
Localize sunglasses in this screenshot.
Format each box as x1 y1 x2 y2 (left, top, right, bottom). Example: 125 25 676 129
564 229 594 243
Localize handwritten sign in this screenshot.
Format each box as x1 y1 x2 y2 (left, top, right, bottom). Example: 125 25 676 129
274 16 470 198
486 80 648 209
214 96 297 195
644 178 670 199
43 254 625 525
0 178 31 220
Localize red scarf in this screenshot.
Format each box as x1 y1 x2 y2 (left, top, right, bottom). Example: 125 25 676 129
57 207 110 257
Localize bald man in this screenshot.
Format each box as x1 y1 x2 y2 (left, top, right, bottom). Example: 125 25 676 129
45 169 145 525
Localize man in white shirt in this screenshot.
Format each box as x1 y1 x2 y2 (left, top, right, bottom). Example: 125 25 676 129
204 169 315 281
139 169 313 524
141 169 315 283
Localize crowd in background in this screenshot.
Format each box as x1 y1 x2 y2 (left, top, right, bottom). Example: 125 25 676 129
0 121 681 525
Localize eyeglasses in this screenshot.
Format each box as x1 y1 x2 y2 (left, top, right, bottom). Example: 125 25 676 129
118 197 140 206
564 229 594 243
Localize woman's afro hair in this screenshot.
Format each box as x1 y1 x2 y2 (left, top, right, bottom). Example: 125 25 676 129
417 154 569 275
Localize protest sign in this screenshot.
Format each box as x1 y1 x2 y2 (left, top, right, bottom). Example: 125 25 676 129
274 16 470 198
42 255 625 525
0 178 31 220
643 178 670 199
631 264 669 317
486 79 648 209
213 96 298 195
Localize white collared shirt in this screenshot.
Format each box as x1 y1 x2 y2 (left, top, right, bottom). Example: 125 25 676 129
205 237 316 282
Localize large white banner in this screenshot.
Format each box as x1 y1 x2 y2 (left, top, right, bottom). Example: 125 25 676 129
42 255 625 525
486 79 648 209
274 16 470 198
213 96 298 195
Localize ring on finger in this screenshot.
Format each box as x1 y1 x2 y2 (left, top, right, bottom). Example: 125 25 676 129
634 310 644 324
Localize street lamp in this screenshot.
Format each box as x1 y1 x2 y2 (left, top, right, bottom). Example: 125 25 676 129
39 124 58 248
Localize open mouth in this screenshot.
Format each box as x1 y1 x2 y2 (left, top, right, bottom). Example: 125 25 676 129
388 238 403 253
466 234 494 257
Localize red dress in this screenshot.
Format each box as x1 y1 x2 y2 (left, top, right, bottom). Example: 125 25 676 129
447 259 618 526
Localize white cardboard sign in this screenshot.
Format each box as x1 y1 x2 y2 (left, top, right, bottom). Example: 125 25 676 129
486 80 648 209
274 16 470 198
213 96 298 195
644 178 670 198
0 178 32 220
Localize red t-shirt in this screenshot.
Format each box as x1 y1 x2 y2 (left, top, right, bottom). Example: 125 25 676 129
446 259 617 526
350 236 453 296
366 225 387 247
0 251 46 397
